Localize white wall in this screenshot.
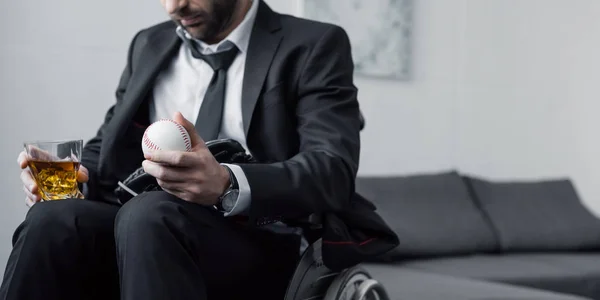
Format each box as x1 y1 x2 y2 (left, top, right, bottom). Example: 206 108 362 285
357 0 464 175
0 0 169 275
1 0 600 274
359 0 600 216
455 0 600 218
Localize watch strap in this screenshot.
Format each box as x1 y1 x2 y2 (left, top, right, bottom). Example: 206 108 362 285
216 165 238 212
224 165 239 189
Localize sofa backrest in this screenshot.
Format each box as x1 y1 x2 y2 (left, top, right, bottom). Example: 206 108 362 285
464 175 600 252
356 171 600 262
355 170 499 261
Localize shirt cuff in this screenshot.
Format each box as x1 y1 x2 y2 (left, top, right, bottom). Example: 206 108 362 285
221 164 251 216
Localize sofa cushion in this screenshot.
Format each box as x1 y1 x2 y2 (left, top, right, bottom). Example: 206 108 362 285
398 253 600 299
355 171 498 260
363 264 590 300
465 176 600 252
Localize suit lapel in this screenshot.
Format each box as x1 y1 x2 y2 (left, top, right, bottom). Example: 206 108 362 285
100 24 181 177
242 1 283 137
111 26 181 136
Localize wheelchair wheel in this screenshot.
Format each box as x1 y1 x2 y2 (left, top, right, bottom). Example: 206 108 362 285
284 239 341 300
323 266 390 300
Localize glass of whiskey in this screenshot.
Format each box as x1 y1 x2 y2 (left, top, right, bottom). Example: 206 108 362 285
24 140 84 201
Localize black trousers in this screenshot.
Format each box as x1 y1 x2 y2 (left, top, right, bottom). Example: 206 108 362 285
0 191 300 300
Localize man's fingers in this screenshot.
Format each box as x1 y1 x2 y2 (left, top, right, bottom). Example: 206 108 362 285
142 160 188 182
146 151 181 166
26 197 37 208
173 111 206 149
156 180 186 193
77 171 89 183
147 150 199 167
23 186 41 203
20 170 38 194
24 145 57 161
77 165 89 183
80 165 89 177
17 151 29 169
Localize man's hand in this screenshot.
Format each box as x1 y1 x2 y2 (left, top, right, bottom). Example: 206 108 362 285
142 112 231 206
18 149 89 207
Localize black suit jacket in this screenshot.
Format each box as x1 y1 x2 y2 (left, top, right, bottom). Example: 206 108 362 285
81 1 398 271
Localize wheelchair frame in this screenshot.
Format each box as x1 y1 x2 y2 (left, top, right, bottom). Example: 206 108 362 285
283 112 378 299
283 235 389 300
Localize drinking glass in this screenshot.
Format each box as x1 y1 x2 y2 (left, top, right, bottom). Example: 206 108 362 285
24 140 84 200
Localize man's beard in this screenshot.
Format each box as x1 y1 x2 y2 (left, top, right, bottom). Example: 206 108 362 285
181 0 239 42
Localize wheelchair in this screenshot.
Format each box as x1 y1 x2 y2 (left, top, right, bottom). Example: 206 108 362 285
281 112 389 300
283 216 390 300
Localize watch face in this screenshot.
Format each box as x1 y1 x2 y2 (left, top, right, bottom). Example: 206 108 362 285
222 190 239 212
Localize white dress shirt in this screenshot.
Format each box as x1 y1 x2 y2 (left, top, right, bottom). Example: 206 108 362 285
149 0 308 252
150 0 259 217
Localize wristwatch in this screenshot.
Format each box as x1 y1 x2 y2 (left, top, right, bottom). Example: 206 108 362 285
215 165 239 213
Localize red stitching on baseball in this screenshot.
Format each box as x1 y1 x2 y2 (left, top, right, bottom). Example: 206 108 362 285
143 131 161 151
161 118 192 151
142 122 162 151
143 119 191 152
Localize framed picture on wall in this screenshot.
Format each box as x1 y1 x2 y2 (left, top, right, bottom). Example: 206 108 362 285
299 0 413 80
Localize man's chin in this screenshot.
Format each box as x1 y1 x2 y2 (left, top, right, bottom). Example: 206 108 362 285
178 23 205 39
185 28 201 39
176 21 220 43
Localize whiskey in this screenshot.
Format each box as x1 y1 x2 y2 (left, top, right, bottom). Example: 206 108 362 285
28 161 81 200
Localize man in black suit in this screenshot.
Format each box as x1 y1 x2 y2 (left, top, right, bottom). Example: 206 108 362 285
1 0 397 299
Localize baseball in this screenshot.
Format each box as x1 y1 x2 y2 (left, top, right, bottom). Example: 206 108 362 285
142 119 192 155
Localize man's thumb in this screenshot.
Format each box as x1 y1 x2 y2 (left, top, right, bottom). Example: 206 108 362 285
77 165 89 183
172 112 205 148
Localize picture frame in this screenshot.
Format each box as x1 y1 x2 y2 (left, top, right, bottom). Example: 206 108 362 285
299 0 414 80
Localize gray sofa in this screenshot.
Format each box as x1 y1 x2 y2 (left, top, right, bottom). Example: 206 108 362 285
356 171 600 300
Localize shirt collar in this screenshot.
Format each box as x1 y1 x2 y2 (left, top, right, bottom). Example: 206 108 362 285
176 0 259 54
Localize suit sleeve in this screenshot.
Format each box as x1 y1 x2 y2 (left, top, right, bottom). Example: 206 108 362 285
81 31 141 200
239 26 361 221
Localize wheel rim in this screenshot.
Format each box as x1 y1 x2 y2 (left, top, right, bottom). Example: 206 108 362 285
336 273 370 300
354 279 388 300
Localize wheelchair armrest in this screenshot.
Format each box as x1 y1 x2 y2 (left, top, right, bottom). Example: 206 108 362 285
285 214 322 229
284 214 322 245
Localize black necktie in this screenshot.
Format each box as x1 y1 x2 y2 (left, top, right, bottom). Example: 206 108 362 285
187 41 239 141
